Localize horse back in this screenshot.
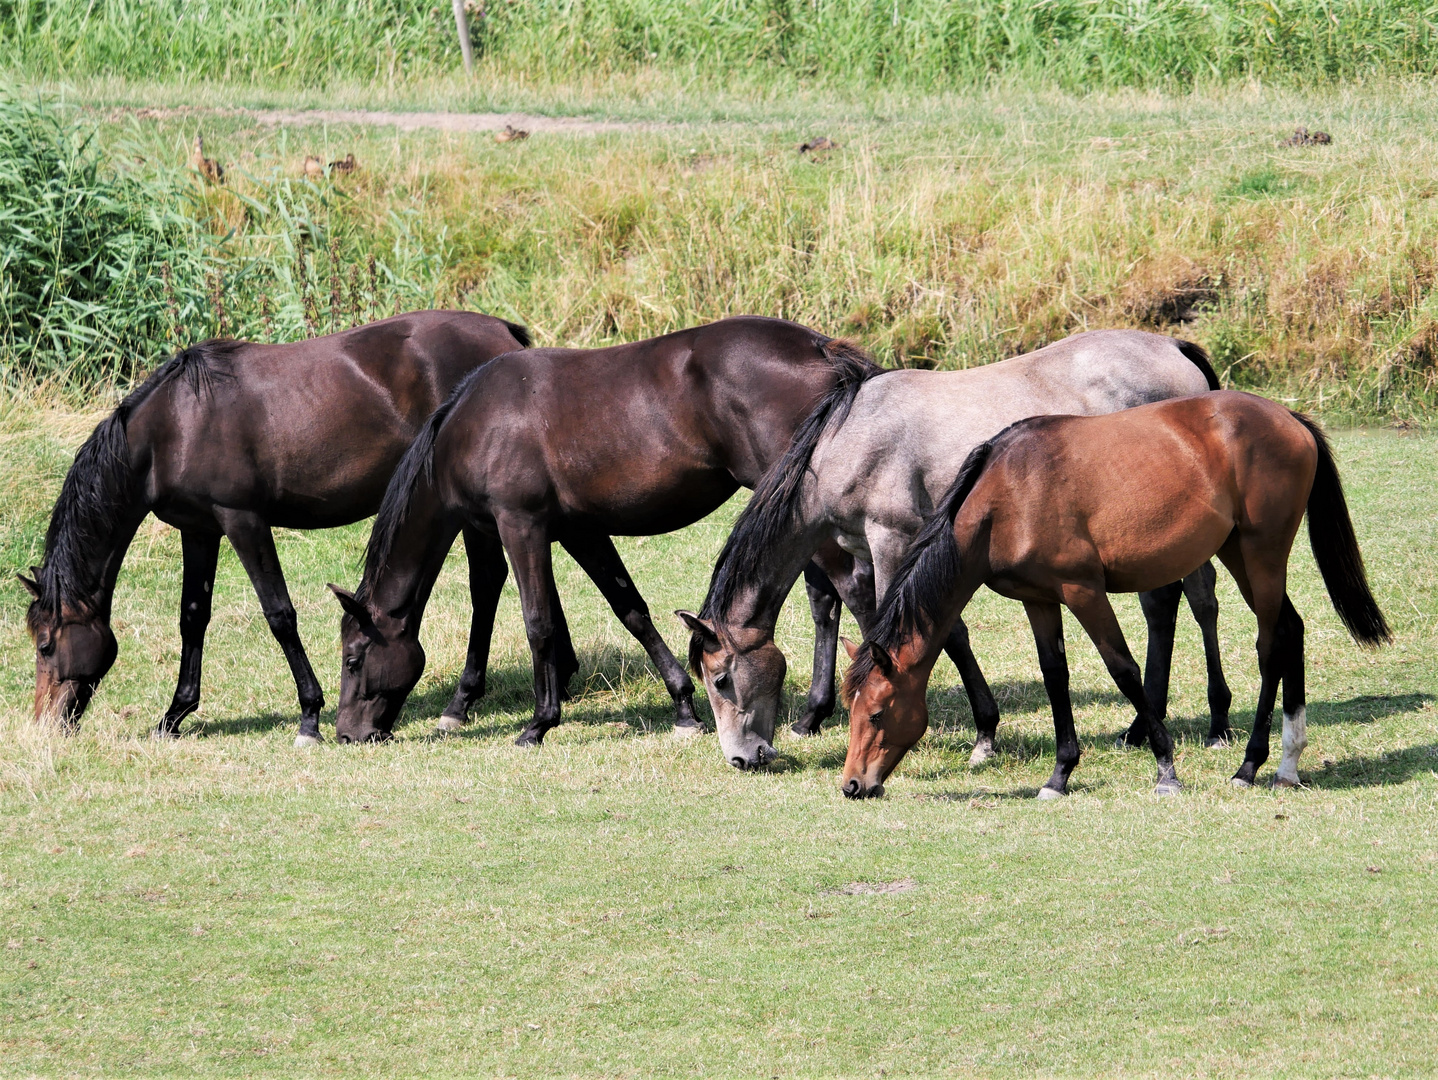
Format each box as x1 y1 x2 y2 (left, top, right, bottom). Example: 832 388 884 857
126 311 525 528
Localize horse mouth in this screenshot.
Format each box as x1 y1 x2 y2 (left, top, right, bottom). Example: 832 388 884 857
337 729 394 745
842 778 885 799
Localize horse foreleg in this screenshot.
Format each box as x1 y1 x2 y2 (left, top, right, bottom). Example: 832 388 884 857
942 619 1002 766
438 525 508 732
1065 583 1181 796
1130 581 1182 749
217 509 325 747
496 515 564 747
156 529 221 737
1023 601 1081 799
1183 561 1234 746
560 532 702 735
794 563 840 736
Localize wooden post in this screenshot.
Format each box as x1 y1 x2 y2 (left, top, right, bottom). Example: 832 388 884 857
452 0 475 73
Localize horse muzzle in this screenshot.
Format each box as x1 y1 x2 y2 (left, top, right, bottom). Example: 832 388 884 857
842 777 885 800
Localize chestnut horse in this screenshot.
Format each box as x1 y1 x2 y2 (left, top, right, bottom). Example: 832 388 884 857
20 311 529 745
841 392 1389 799
329 317 880 745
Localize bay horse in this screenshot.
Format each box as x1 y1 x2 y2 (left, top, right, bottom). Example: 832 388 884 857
20 311 530 746
841 391 1390 799
680 330 1231 771
328 316 881 745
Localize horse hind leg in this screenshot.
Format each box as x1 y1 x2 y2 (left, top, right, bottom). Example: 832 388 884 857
1217 536 1291 788
1064 583 1182 796
156 529 221 737
1183 560 1234 746
561 532 702 735
496 514 565 747
1272 597 1306 788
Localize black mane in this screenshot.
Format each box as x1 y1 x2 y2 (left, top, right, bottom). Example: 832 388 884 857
29 340 239 622
687 338 882 673
356 368 477 601
841 417 1046 701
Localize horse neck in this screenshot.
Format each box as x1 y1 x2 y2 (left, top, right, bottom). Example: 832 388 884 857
715 516 833 636
362 489 459 634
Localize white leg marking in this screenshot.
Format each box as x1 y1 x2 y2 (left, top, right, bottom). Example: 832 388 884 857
1275 706 1307 786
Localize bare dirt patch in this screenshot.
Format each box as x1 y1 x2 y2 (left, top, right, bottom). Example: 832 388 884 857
112 106 656 136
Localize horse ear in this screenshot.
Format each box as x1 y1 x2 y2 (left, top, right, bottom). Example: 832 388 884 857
867 642 895 676
675 610 718 644
16 574 40 600
327 583 371 625
841 636 861 662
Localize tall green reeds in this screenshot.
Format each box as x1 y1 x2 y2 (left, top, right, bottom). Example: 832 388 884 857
6 0 1438 91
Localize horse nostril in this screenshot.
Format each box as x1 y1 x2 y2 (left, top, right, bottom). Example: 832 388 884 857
843 778 862 799
729 755 748 771
337 733 353 744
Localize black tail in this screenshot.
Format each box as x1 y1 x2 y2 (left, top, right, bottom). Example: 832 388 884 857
697 338 882 623
1176 339 1221 390
503 320 532 349
1291 411 1391 647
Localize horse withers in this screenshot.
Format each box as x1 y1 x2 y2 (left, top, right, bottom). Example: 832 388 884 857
20 311 529 745
841 392 1390 800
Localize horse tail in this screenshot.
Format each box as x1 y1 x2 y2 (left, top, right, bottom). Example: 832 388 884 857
502 320 532 349
1291 411 1391 647
1176 339 1221 390
360 386 465 595
697 337 882 625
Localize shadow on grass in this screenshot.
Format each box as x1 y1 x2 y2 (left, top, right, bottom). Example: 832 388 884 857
1303 742 1438 789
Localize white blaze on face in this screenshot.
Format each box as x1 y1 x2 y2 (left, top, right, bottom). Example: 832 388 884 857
1275 706 1308 786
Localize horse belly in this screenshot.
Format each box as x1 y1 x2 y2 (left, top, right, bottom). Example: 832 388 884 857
1097 509 1234 593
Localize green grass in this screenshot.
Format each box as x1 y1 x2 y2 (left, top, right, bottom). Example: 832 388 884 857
10 82 1438 416
2 401 1436 1075
11 0 1438 94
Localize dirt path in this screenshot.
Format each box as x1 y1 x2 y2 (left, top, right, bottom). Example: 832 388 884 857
121 106 656 135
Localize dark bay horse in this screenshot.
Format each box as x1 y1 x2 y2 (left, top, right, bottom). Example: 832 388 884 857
329 316 880 745
20 311 530 745
841 392 1390 800
681 330 1231 770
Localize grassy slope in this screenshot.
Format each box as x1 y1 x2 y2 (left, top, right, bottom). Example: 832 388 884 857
1 401 1434 1076
39 81 1438 418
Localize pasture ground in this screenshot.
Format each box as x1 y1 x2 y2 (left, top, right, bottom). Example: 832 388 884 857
1 399 1435 1076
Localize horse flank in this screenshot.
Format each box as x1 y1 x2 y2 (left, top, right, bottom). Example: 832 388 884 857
28 341 239 624
686 338 883 674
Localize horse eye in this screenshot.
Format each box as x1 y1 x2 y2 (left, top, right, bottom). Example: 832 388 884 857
345 655 362 673
712 671 730 689
868 710 884 727
37 639 55 658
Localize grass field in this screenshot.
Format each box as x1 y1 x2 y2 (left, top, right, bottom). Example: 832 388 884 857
2 394 1435 1075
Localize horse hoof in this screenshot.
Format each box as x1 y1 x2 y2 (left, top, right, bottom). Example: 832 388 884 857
1036 786 1065 801
151 727 180 741
968 744 994 767
1204 735 1232 749
434 716 464 733
1230 776 1253 789
294 733 322 749
1272 774 1300 789
671 722 704 740
791 720 822 737
1155 781 1182 797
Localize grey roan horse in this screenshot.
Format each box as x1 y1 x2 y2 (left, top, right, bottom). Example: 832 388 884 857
21 311 528 745
680 329 1232 769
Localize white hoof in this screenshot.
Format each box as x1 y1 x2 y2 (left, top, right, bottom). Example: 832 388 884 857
671 724 704 740
434 716 464 733
294 733 322 749
968 745 994 767
1230 776 1253 789
1155 782 1182 798
1036 786 1065 801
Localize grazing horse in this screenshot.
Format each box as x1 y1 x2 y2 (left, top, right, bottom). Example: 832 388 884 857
329 317 881 745
20 311 530 745
681 330 1231 771
841 392 1390 799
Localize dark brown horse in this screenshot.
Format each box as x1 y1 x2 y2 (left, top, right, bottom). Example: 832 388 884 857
20 311 530 745
841 392 1389 799
329 316 881 745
